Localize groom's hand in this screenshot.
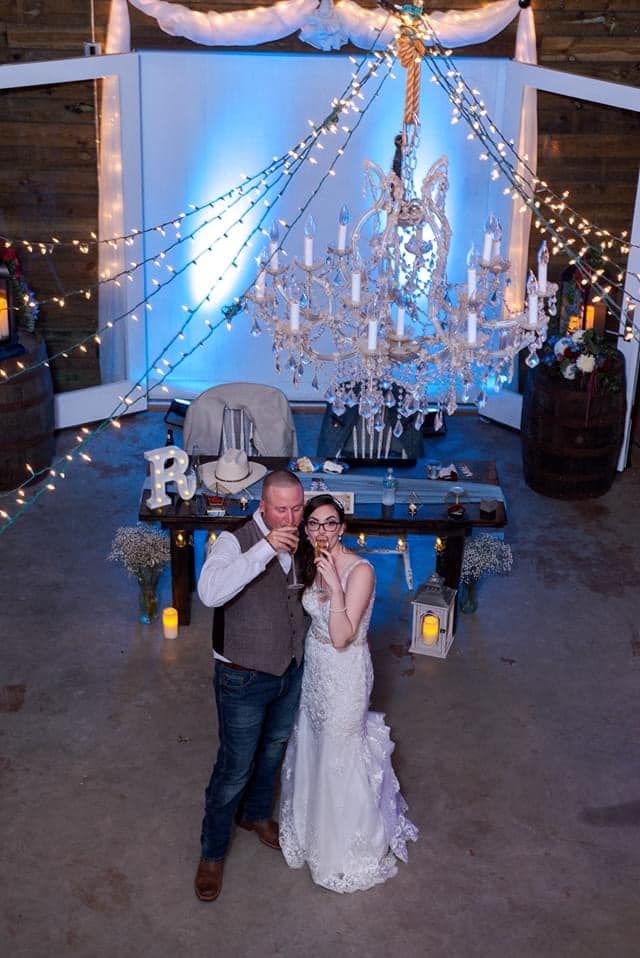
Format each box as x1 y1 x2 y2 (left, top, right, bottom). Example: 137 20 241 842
266 526 300 555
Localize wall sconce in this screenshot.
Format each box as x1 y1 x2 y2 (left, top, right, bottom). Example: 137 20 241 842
410 572 456 659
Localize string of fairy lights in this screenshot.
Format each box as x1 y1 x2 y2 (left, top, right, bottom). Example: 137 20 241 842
411 12 638 338
1 7 638 533
0 22 398 532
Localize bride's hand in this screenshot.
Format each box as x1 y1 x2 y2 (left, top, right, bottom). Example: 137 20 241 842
314 549 341 594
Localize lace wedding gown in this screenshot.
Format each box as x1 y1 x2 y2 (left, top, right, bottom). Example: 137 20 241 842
279 559 418 893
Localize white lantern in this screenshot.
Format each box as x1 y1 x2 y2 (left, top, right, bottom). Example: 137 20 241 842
410 572 456 659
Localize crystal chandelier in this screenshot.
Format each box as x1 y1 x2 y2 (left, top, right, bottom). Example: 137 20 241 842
246 12 557 430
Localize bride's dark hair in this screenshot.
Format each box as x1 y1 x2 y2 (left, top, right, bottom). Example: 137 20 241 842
298 494 346 587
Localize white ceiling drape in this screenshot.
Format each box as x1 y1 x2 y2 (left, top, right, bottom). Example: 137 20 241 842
105 0 532 55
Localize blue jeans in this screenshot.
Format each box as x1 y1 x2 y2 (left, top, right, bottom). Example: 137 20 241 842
200 658 303 862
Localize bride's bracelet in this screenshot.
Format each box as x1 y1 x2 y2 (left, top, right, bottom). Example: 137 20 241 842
329 604 347 613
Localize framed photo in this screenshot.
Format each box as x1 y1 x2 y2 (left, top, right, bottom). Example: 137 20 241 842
304 490 355 515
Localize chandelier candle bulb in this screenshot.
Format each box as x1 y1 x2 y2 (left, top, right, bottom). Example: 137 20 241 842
537 240 549 296
304 215 316 266
467 310 478 344
290 298 300 332
162 607 179 639
269 220 279 271
466 244 477 298
482 216 495 263
337 205 350 251
527 271 539 326
367 319 378 351
351 269 361 304
491 221 503 262
396 305 406 337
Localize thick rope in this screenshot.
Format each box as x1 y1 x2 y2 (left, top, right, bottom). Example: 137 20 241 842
397 34 425 127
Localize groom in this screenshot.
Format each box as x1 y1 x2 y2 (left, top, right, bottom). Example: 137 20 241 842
194 467 307 902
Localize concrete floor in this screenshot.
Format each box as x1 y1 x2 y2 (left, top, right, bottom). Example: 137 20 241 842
1 408 639 957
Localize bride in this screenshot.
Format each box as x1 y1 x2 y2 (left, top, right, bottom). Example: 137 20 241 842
279 494 417 893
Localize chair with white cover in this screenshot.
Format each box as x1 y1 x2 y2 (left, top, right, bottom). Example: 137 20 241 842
183 382 298 457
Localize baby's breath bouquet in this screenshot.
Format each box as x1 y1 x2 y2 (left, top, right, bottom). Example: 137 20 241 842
461 534 513 584
108 524 170 622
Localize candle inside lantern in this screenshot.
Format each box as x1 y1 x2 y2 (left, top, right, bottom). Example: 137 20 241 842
357 532 366 547
239 494 249 510
421 613 439 646
408 501 418 517
162 607 179 639
0 287 9 339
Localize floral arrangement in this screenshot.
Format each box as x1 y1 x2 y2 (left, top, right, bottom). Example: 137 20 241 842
0 244 38 332
541 328 622 392
108 524 170 580
461 534 513 583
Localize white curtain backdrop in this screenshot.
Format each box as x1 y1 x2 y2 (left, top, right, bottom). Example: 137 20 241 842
99 0 538 379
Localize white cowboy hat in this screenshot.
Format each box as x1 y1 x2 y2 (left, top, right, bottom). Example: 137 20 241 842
201 448 267 493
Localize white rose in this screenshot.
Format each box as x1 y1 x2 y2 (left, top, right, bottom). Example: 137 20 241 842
572 329 585 344
554 337 572 357
576 353 596 373
562 363 577 380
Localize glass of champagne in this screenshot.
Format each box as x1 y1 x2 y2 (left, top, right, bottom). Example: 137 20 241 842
314 535 329 600
288 529 303 593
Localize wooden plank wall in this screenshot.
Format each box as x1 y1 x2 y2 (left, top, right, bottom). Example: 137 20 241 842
0 0 639 392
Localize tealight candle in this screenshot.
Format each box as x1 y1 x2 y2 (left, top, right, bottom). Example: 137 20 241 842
162 607 179 640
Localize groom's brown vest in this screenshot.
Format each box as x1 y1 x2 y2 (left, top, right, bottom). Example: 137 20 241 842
212 518 307 675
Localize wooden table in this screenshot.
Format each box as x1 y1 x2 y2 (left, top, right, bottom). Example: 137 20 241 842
138 458 506 625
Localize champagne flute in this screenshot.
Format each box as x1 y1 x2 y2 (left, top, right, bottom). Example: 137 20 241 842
314 535 329 599
289 529 303 592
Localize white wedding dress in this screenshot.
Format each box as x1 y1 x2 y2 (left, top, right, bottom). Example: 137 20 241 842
279 559 418 893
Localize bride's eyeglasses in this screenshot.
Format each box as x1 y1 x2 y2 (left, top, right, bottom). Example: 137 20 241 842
306 517 340 533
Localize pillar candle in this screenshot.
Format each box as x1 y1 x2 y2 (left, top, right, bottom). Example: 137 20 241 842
421 613 439 646
162 607 179 639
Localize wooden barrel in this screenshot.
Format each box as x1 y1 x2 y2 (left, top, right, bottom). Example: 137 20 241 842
521 354 626 499
0 336 55 491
